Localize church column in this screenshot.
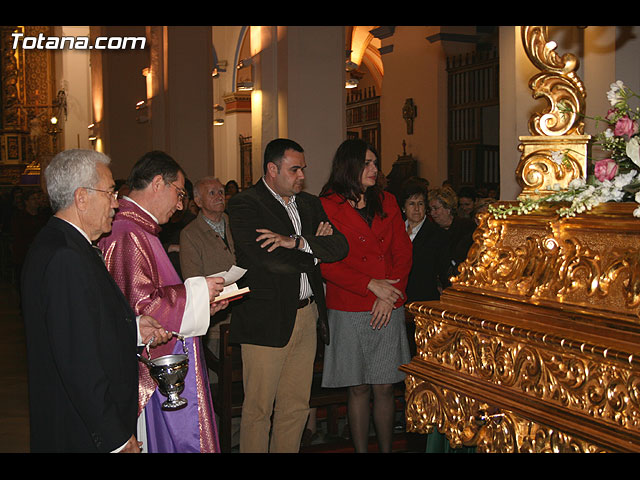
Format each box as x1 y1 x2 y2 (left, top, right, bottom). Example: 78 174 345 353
249 26 345 195
53 26 92 152
498 26 539 201
148 26 214 182
166 26 214 181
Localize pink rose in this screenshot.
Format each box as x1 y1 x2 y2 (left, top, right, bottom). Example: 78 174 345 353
614 115 637 138
594 158 618 182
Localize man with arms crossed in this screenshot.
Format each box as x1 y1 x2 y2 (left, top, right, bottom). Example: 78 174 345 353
228 138 349 452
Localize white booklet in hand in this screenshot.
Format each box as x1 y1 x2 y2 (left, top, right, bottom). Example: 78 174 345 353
208 266 250 302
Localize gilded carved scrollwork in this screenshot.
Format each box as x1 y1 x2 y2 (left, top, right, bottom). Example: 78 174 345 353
406 375 607 452
404 304 640 451
517 26 590 199
455 209 640 316
403 25 639 454
515 142 586 196
521 26 586 137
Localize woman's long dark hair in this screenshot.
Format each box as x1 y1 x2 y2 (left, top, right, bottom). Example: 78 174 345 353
320 139 386 221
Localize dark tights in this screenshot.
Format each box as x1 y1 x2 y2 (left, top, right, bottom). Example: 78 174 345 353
347 383 395 453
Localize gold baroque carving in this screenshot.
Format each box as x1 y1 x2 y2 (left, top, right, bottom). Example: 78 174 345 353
455 210 640 315
516 26 590 199
407 308 640 433
515 147 584 193
521 26 586 137
405 375 607 452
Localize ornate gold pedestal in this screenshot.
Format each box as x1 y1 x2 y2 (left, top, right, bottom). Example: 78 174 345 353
401 203 640 452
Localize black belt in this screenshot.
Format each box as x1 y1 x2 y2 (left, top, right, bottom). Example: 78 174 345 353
298 296 314 309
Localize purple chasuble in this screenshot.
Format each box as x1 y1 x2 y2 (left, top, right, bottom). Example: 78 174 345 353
99 198 219 453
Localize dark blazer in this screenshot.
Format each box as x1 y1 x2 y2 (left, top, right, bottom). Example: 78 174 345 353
228 179 349 347
21 216 139 453
406 219 451 302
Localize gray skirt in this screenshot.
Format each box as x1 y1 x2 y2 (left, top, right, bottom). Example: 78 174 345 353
321 306 411 388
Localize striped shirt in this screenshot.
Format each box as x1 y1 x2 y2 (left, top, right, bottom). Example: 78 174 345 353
262 177 314 300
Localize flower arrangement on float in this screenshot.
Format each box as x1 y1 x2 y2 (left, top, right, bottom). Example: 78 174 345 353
489 80 640 219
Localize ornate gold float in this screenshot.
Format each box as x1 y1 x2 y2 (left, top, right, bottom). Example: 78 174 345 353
401 27 640 453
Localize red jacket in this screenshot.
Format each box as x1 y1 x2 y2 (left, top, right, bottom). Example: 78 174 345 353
320 191 412 312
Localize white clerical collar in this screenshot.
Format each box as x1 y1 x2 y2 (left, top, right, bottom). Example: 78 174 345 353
57 216 91 244
262 176 296 206
124 196 159 224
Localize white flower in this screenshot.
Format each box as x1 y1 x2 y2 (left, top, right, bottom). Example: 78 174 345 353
626 136 640 167
550 151 564 165
568 178 585 190
604 128 614 139
607 80 626 106
634 206 640 218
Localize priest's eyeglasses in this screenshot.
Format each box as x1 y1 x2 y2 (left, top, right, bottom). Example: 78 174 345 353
85 187 118 200
168 182 187 201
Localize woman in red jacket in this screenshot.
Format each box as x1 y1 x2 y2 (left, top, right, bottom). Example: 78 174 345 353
319 139 413 453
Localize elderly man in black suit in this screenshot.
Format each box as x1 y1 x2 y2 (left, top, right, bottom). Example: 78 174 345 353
21 149 170 453
228 138 349 453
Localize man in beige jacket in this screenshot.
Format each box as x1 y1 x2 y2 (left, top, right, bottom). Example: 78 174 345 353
180 176 236 351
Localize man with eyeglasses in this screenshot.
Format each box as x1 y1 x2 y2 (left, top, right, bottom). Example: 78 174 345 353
21 149 172 452
98 150 228 453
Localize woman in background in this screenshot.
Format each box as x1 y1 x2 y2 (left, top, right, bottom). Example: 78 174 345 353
401 182 451 303
428 187 476 279
319 139 412 453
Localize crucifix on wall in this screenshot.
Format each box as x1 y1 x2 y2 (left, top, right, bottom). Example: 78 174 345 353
402 98 417 135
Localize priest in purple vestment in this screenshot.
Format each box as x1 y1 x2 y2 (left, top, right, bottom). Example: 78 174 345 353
98 151 228 453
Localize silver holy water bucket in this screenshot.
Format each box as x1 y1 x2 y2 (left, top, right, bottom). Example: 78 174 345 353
137 333 189 410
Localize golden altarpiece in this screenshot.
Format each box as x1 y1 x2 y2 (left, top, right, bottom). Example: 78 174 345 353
401 26 640 453
0 26 60 187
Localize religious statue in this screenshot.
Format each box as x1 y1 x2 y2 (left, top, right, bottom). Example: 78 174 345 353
402 98 417 135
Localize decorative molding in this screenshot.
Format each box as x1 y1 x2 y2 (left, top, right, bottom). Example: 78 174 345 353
222 92 251 114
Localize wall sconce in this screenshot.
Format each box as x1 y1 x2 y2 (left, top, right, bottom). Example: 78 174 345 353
237 82 254 91
212 60 228 78
136 100 149 123
237 57 253 69
88 123 97 142
213 118 225 126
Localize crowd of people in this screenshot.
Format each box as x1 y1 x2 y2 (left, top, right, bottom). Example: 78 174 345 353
12 138 494 453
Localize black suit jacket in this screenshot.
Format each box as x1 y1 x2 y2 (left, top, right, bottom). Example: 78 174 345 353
21 217 138 452
228 180 348 347
406 219 451 302
406 216 476 303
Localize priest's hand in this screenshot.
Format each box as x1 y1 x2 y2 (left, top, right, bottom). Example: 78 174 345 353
139 315 173 347
210 299 229 315
206 276 225 302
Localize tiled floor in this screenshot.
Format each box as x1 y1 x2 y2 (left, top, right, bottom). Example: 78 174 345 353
0 280 30 453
